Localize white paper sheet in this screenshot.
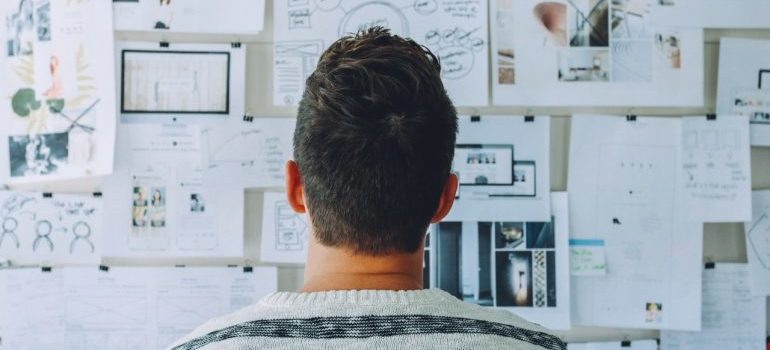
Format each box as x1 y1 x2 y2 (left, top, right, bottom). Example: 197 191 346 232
272 0 489 107
0 0 117 184
490 0 703 106
201 118 295 188
115 42 246 125
0 266 277 350
569 115 702 331
260 191 309 264
429 192 570 330
745 190 770 296
446 116 551 221
681 115 752 222
651 0 770 28
113 0 265 35
0 191 102 265
660 263 766 350
717 38 770 146
569 340 658 350
103 122 244 258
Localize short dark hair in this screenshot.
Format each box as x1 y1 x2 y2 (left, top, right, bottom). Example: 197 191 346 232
294 27 457 255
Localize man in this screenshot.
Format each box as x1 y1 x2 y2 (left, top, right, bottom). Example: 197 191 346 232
170 27 564 350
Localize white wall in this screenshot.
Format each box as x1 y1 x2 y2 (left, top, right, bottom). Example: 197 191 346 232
12 1 770 343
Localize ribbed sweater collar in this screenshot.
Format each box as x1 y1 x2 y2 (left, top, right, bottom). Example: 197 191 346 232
259 289 454 307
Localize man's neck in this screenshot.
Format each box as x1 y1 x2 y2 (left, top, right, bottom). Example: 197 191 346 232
300 239 424 292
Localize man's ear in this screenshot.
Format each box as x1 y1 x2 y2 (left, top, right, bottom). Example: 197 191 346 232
430 173 458 223
285 160 306 213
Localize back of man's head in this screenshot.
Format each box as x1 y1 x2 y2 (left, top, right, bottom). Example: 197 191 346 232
294 27 457 255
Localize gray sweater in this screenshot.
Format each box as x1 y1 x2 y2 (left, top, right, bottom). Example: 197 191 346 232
168 289 565 350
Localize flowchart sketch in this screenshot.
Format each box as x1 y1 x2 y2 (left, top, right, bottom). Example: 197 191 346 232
273 0 490 107
260 192 309 264
0 190 102 264
201 117 295 188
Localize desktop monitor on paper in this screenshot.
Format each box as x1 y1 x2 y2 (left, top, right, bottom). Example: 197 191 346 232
453 144 514 186
121 50 231 114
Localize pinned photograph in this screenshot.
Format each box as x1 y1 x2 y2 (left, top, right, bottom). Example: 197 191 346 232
132 186 149 227
189 193 205 213
35 0 50 41
526 222 555 249
495 222 524 249
149 187 166 228
496 251 533 307
5 0 35 57
566 0 608 47
610 0 651 39
558 49 609 81
655 31 681 69
645 302 663 323
8 132 69 178
533 1 567 47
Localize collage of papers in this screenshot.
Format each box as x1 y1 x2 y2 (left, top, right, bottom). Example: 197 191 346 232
0 0 769 349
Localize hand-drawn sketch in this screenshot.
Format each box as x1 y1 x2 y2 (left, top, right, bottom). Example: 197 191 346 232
569 115 702 331
273 0 489 106
261 192 310 263
491 0 703 106
0 191 102 264
274 199 308 252
0 267 279 350
201 117 295 188
1 0 117 184
121 50 230 114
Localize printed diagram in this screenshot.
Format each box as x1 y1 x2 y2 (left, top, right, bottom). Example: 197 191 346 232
0 191 101 262
275 200 307 252
275 0 489 106
747 210 770 269
203 129 288 172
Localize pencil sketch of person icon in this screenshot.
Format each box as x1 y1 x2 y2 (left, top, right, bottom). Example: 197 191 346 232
33 219 54 252
0 217 20 249
69 221 94 254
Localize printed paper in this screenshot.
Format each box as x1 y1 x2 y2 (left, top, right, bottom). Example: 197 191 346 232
273 0 490 106
0 0 117 184
745 190 770 296
113 0 265 35
652 0 770 28
260 191 309 264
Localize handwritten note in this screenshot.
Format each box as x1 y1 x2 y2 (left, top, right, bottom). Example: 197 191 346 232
569 239 606 276
681 115 752 222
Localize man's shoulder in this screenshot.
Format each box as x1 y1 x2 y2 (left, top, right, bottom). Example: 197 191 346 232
167 290 565 350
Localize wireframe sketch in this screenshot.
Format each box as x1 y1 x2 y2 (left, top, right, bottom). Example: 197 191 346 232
747 211 770 270
273 0 489 106
275 200 307 252
121 50 230 113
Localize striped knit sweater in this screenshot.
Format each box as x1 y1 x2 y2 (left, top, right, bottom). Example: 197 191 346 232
167 289 566 350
